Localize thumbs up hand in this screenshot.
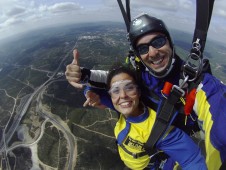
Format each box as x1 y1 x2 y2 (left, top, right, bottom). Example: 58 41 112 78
65 49 84 89
72 49 79 65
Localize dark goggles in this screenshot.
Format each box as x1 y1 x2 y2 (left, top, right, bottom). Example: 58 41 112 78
136 35 167 55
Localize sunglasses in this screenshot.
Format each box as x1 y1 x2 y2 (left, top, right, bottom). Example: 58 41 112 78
136 35 167 55
108 80 138 99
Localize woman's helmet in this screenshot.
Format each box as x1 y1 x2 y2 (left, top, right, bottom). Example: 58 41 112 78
128 14 175 78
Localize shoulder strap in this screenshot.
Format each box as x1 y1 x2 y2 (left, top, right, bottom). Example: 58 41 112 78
144 86 183 152
182 0 215 82
193 0 214 52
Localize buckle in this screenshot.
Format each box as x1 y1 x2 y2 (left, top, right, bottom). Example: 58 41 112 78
132 152 138 159
172 85 185 97
182 38 203 82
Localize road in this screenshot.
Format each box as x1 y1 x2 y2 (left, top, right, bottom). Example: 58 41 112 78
0 46 77 170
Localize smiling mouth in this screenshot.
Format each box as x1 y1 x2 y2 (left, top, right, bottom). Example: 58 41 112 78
119 101 132 107
150 56 164 65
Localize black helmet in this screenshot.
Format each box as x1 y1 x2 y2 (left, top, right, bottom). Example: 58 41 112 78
129 14 173 49
128 14 175 78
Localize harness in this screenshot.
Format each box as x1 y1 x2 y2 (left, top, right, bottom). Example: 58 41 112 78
117 0 215 166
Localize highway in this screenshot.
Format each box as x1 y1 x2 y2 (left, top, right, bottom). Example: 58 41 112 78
36 79 76 170
0 47 77 170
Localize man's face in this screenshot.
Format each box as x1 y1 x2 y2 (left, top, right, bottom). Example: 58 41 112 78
136 33 172 73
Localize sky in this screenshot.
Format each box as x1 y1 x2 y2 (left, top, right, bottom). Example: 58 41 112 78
0 0 226 46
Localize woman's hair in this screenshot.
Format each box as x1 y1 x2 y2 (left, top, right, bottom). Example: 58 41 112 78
106 62 137 90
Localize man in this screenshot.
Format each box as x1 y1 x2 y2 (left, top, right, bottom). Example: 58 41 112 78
65 14 226 169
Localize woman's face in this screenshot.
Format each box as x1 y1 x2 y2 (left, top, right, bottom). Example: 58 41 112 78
109 73 141 118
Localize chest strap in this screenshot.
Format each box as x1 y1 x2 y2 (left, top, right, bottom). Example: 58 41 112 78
144 85 184 153
119 143 169 169
119 144 148 159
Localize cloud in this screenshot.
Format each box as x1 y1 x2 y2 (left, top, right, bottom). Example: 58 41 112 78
218 9 226 17
1 17 22 27
178 0 193 10
0 2 84 33
5 6 26 17
214 0 226 18
47 2 82 13
0 0 15 9
121 0 193 13
0 0 225 45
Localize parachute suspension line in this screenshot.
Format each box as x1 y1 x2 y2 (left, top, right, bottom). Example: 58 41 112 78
126 0 131 23
117 0 130 33
125 0 137 70
117 0 136 69
181 0 215 85
207 0 215 30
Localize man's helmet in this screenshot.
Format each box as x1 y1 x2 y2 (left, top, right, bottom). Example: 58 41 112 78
128 14 175 78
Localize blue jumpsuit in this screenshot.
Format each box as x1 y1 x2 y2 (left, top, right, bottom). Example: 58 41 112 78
138 57 226 169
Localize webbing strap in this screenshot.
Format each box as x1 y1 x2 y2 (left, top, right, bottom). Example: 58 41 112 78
145 87 182 152
183 0 215 83
117 0 130 32
119 144 148 159
193 0 215 52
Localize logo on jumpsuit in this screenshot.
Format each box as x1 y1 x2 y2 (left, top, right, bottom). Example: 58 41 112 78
125 136 145 151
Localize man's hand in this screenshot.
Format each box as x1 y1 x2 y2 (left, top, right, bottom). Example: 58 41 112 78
83 91 106 109
65 49 84 89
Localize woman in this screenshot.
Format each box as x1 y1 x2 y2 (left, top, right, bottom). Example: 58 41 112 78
84 65 207 170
